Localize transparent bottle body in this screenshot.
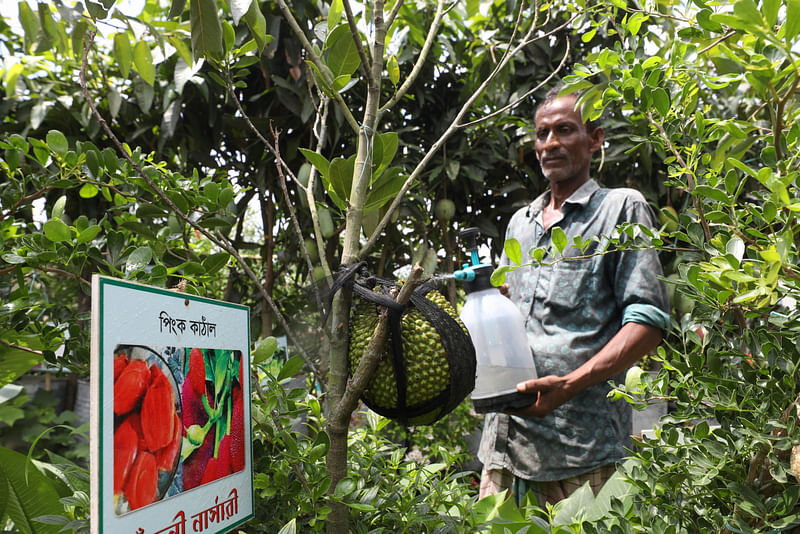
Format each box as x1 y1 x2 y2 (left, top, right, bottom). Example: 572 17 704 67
460 288 537 408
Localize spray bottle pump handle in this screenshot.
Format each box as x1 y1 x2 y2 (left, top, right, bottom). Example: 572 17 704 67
458 227 482 267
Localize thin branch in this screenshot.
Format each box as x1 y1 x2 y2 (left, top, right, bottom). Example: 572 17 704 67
385 0 404 29
78 31 320 378
274 0 360 133
697 29 737 56
0 339 44 356
379 0 447 113
270 123 327 320
459 35 571 129
0 186 55 223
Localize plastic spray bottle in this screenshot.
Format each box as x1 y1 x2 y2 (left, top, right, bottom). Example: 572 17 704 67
454 228 537 413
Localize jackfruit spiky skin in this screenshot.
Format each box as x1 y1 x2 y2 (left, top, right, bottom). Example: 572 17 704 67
348 287 466 424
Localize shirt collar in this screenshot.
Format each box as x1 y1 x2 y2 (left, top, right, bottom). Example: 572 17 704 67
530 179 599 215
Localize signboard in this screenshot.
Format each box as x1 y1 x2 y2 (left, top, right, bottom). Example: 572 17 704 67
90 276 253 534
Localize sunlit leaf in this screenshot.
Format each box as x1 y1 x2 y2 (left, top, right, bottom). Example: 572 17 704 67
43 219 71 242
504 238 522 265
326 25 361 78
45 130 68 156
133 41 155 86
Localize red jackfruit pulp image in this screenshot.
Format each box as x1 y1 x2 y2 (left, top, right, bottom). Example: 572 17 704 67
113 418 139 494
114 358 150 416
188 348 206 396
124 451 158 511
113 346 183 515
141 364 175 451
156 411 182 472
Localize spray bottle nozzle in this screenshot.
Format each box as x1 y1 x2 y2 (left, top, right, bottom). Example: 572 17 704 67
458 227 482 267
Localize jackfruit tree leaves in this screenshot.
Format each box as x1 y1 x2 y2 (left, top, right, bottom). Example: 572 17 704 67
190 0 224 61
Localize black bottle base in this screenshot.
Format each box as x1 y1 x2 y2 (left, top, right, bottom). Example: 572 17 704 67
472 391 535 414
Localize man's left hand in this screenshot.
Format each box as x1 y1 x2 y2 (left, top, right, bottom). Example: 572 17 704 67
507 375 572 418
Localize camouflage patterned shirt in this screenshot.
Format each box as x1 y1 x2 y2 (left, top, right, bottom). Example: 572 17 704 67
477 179 670 481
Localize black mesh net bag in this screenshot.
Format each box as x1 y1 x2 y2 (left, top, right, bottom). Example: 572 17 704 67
336 263 476 425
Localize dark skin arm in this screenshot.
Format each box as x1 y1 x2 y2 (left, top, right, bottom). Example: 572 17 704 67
510 322 663 418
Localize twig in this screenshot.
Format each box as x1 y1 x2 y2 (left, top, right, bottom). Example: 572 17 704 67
0 339 44 356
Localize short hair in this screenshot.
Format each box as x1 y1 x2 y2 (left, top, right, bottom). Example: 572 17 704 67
536 84 601 132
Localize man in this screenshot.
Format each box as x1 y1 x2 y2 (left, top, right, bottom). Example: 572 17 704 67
477 86 670 505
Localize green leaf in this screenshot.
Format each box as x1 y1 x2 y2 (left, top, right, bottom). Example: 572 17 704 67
733 0 763 25
696 9 723 32
190 0 224 61
328 156 354 207
168 0 187 17
785 0 800 40
4 63 23 99
76 225 101 245
222 20 235 53
125 246 152 273
113 33 132 79
326 25 361 78
375 132 398 173
387 55 399 85
133 41 155 86
694 185 730 203
490 265 515 286
0 446 64 534
45 130 68 156
762 0 780 26
18 3 40 53
333 477 356 498
277 518 296 534
78 183 99 199
364 166 404 212
51 195 67 220
551 226 567 254
277 355 304 382
0 345 43 389
243 0 268 52
299 148 330 180
625 365 644 392
328 0 343 29
252 336 278 365
202 252 229 274
43 219 71 242
652 87 670 116
504 238 522 265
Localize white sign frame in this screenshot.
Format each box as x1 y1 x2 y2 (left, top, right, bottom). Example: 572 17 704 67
90 275 254 534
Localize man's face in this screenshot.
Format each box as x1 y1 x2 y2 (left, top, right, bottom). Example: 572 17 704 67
534 95 604 186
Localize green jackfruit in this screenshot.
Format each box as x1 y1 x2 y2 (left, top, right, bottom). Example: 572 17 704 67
348 287 467 425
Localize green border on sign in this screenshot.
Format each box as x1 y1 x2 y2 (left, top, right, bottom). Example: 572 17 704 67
97 276 254 532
